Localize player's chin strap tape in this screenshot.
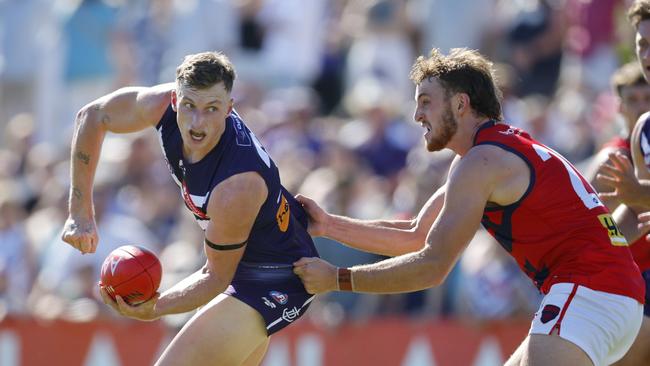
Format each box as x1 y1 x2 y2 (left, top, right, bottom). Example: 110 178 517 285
204 238 247 251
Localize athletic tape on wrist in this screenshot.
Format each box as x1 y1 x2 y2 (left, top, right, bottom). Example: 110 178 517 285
337 267 353 291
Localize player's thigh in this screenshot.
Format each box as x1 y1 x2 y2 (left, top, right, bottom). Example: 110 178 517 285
612 316 650 366
529 283 642 365
504 335 528 366
156 294 269 366
525 334 593 366
241 336 270 366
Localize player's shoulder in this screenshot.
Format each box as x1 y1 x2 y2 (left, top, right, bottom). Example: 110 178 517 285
137 83 174 125
634 112 650 135
637 111 650 127
631 111 650 151
465 143 519 165
141 83 174 109
455 145 510 175
209 172 268 208
456 144 529 185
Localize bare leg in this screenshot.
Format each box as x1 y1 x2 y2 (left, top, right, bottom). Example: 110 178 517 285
505 334 594 366
613 316 650 366
155 294 268 366
241 337 270 366
504 335 528 366
525 334 593 366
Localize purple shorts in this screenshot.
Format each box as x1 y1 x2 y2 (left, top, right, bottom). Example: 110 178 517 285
224 262 314 335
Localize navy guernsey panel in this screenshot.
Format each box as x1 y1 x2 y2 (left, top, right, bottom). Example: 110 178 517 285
156 106 318 264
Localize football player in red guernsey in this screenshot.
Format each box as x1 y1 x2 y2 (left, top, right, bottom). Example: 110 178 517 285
293 48 644 366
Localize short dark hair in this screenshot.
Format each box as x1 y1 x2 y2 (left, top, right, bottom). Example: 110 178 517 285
611 61 647 97
175 51 236 92
628 0 650 29
409 48 502 120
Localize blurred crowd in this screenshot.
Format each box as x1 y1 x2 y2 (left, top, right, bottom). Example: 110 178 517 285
0 0 640 329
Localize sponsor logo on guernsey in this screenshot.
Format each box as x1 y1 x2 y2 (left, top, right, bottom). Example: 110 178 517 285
276 194 290 232
540 304 560 324
262 297 276 309
498 127 522 136
234 118 252 146
270 291 288 305
597 214 628 246
282 307 300 322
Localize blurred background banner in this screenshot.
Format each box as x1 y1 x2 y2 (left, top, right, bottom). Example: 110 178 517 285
0 316 528 366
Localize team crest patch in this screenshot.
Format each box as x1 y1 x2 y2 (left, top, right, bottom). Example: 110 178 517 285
541 304 560 324
270 291 288 305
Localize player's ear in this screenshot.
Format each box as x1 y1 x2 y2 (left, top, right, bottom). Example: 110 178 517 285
171 89 178 112
227 98 234 115
456 94 469 112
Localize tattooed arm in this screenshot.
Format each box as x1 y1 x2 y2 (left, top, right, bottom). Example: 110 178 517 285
61 83 174 253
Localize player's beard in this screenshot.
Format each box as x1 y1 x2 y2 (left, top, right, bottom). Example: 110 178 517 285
427 101 458 152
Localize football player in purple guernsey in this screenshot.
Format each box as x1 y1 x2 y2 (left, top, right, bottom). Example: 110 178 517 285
61 51 319 365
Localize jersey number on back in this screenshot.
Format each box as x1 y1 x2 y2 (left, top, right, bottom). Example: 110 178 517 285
533 144 627 246
532 144 603 209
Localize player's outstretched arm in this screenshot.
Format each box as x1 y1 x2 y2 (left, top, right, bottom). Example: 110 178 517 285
295 157 460 257
61 84 173 254
152 172 267 317
295 149 501 294
296 187 445 257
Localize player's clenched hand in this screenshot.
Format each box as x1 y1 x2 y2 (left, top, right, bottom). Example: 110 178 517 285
99 284 160 321
295 194 330 237
597 153 642 206
61 216 98 254
293 257 337 294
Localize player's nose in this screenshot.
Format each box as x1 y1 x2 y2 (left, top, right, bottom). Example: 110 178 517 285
190 113 207 129
413 108 424 123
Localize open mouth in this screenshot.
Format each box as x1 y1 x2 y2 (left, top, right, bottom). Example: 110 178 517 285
420 122 431 132
189 130 206 141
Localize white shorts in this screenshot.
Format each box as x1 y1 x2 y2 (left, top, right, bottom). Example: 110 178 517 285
529 283 643 366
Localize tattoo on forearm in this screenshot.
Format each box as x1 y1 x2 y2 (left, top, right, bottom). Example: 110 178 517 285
76 151 90 165
72 188 82 200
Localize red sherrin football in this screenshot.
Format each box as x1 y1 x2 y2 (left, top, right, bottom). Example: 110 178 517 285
100 245 162 305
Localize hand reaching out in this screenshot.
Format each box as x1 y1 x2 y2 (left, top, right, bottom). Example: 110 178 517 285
293 257 337 294
597 153 643 206
295 194 330 237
